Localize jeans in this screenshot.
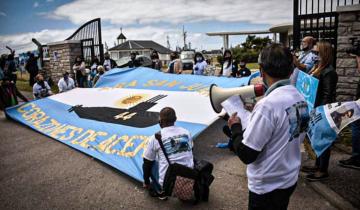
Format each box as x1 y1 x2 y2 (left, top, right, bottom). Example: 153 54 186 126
248 183 297 210
352 119 360 158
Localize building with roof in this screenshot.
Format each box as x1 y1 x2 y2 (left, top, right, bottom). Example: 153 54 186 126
109 30 173 65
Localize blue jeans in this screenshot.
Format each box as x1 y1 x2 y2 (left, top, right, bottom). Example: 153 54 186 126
352 119 360 158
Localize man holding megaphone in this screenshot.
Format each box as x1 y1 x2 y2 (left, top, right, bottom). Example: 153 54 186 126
227 43 310 210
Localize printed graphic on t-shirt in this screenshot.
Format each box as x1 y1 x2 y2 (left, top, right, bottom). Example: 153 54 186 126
286 101 309 141
163 134 191 155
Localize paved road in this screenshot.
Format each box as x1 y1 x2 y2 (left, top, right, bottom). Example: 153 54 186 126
0 110 336 210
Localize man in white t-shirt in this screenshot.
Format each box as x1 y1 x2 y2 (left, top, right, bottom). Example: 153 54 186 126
228 43 309 210
142 107 194 199
57 72 75 93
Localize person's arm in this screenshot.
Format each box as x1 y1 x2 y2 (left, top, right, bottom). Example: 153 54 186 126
318 71 338 105
142 158 154 187
33 85 39 99
58 80 63 93
45 82 53 95
142 136 157 188
229 106 273 164
293 56 307 71
228 113 261 164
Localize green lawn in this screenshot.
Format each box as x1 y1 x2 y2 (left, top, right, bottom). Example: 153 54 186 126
247 63 259 70
16 71 59 94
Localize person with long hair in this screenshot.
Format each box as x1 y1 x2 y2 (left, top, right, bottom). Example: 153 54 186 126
193 52 207 75
150 50 162 71
72 56 86 88
167 52 182 74
220 50 235 77
302 41 338 181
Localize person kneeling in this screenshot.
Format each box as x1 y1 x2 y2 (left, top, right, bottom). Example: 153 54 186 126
33 74 53 99
142 107 195 201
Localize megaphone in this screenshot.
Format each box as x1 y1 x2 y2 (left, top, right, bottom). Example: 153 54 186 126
210 84 265 113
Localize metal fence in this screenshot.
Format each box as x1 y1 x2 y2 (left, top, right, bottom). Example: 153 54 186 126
293 0 360 53
66 18 104 64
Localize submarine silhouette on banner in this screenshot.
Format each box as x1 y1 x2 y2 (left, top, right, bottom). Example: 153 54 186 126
68 95 167 128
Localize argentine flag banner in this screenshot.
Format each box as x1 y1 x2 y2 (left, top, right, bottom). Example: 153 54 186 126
5 67 256 181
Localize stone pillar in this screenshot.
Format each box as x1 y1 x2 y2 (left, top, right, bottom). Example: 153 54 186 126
336 5 360 101
45 40 82 84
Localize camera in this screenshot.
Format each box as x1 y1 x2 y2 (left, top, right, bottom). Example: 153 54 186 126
346 37 360 56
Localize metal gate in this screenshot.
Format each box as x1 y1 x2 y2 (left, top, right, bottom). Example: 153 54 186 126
66 18 104 64
293 0 360 57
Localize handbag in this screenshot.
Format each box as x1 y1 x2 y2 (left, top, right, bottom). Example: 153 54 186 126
154 132 197 200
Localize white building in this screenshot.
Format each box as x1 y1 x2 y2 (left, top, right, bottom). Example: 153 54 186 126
108 31 172 65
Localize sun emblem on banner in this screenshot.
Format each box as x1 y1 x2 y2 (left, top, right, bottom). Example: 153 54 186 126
115 94 149 108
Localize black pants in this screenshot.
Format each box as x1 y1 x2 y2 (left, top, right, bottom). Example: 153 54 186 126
29 71 38 87
248 183 297 210
315 147 331 172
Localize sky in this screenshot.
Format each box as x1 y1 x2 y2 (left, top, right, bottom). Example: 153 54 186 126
0 0 294 55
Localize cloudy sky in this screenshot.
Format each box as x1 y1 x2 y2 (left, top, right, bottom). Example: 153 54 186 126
0 0 293 55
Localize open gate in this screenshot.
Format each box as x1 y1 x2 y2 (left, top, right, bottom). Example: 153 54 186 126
293 0 360 63
66 18 104 64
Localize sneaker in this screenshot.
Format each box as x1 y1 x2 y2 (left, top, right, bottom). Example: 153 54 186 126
301 165 319 173
338 157 360 170
157 192 168 201
305 171 329 182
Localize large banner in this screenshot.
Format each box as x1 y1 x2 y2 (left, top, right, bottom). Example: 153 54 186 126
94 67 258 92
6 68 255 181
308 100 360 156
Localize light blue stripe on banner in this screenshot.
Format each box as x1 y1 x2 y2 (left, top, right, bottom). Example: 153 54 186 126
5 98 207 182
307 105 337 157
94 67 256 91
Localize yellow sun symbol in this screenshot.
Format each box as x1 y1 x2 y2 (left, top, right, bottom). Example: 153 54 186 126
115 94 149 108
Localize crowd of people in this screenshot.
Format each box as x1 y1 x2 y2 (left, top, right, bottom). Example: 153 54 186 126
141 40 360 209
1 38 359 209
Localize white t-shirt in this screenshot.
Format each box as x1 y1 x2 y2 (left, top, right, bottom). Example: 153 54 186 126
243 84 308 194
143 126 194 186
222 61 232 77
57 77 75 93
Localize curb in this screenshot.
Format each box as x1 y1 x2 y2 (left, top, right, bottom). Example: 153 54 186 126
300 172 357 210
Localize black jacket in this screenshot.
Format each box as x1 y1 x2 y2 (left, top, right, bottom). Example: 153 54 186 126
314 65 338 107
119 59 141 68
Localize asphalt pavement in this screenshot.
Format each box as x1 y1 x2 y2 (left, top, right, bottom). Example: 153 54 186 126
0 110 338 210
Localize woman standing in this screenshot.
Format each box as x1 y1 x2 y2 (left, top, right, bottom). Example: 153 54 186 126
303 41 338 181
151 50 162 71
73 56 86 87
88 57 99 87
193 52 207 75
220 50 234 77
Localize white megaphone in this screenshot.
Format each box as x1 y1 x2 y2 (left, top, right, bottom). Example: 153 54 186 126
209 84 265 113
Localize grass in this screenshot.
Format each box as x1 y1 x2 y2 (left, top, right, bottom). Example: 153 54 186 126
247 63 259 70
16 71 59 94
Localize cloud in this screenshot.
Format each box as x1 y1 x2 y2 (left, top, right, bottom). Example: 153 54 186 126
0 25 220 55
47 0 292 26
33 1 40 8
0 12 6 17
46 0 54 2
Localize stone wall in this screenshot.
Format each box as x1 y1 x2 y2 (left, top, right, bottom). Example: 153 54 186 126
43 40 82 84
336 5 360 101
